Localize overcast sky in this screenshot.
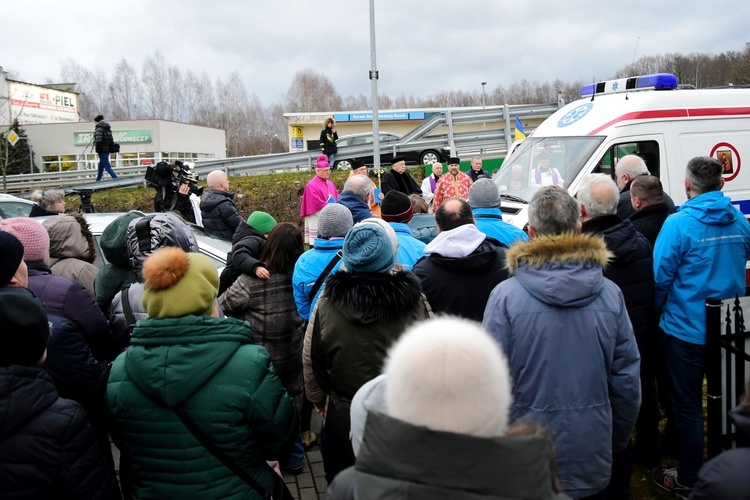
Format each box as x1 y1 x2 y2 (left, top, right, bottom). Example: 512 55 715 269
4 0 748 106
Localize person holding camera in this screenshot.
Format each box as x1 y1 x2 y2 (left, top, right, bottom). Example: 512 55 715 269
93 115 119 182
149 161 197 224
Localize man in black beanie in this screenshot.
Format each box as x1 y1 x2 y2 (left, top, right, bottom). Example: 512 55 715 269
0 231 27 287
381 191 426 271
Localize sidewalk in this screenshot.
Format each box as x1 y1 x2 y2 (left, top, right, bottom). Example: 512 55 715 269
282 443 328 499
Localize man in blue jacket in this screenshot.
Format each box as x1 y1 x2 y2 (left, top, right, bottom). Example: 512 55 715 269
483 186 641 499
651 156 750 495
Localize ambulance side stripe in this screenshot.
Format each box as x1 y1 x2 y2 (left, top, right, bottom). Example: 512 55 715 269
588 107 750 135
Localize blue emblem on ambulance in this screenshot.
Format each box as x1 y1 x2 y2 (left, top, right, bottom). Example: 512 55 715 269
558 103 593 128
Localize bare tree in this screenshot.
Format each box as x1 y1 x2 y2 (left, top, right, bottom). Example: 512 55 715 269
285 68 343 112
110 58 142 119
142 51 169 118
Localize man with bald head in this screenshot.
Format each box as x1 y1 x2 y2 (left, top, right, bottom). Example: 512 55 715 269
200 170 243 240
413 198 509 321
615 154 675 219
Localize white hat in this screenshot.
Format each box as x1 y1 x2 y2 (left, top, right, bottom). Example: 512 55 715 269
385 316 512 437
349 374 387 455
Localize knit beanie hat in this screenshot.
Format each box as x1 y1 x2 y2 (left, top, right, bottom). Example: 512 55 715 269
100 211 144 267
141 247 219 318
319 203 354 239
468 178 501 209
0 231 24 285
385 316 512 438
0 217 49 262
381 191 414 223
355 218 399 256
247 211 277 235
0 291 50 367
350 374 387 455
343 224 395 273
316 154 330 169
94 115 104 122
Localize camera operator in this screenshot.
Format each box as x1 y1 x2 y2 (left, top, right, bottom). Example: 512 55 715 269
148 161 197 224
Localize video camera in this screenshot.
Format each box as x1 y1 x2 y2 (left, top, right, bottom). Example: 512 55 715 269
145 160 204 197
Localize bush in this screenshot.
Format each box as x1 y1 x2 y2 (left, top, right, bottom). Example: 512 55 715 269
70 168 425 226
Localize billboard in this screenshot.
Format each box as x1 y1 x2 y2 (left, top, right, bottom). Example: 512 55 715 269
8 81 79 125
74 129 153 146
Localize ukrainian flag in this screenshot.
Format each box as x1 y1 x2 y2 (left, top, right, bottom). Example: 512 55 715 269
515 116 526 141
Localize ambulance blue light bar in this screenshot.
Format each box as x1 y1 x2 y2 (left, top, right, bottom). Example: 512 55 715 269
581 73 679 97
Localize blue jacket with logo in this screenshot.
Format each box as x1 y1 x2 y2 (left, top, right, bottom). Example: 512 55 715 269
292 238 345 321
654 190 750 345
388 222 426 271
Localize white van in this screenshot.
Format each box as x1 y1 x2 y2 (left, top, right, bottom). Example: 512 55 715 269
494 73 750 229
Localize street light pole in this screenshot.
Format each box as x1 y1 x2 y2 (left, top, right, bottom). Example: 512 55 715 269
481 81 487 130
369 0 381 172
269 134 277 154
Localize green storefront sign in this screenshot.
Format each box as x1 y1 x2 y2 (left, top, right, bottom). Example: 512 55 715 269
74 129 153 146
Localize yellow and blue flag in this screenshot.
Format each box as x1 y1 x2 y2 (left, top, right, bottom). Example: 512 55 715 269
515 116 526 141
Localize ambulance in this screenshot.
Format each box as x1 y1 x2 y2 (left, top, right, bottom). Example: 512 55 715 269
494 73 750 229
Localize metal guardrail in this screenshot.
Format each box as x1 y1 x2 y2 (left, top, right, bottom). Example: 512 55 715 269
2 103 560 195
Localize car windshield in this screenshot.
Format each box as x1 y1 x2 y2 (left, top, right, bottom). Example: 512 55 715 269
493 136 605 203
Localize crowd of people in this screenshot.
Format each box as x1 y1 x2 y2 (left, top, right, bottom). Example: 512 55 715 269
1 152 750 499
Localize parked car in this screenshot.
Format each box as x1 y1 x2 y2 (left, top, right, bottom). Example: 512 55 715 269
36 212 231 270
0 193 36 218
331 132 449 170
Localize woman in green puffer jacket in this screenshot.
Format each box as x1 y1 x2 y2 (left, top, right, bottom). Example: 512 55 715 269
107 247 298 499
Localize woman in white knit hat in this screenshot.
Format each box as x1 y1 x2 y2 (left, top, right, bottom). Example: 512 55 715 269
325 316 569 500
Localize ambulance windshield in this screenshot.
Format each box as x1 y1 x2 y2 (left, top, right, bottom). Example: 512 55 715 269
493 136 604 203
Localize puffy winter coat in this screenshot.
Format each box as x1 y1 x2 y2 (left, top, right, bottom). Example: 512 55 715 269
0 365 120 499
27 260 113 362
200 190 243 240
581 215 654 350
654 191 750 345
42 214 99 298
107 315 297 499
219 272 306 413
292 237 344 321
94 120 115 154
94 211 143 314
690 403 750 499
408 213 438 244
109 213 199 353
305 269 429 480
483 233 641 498
219 221 266 296
326 411 570 500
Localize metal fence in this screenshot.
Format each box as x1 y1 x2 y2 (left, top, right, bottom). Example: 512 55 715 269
2 102 561 196
706 294 750 458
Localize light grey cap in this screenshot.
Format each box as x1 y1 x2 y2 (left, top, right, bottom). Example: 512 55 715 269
349 374 387 455
319 203 354 239
468 178 501 208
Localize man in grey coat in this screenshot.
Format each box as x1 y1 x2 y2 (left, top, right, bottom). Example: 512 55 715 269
483 186 641 499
